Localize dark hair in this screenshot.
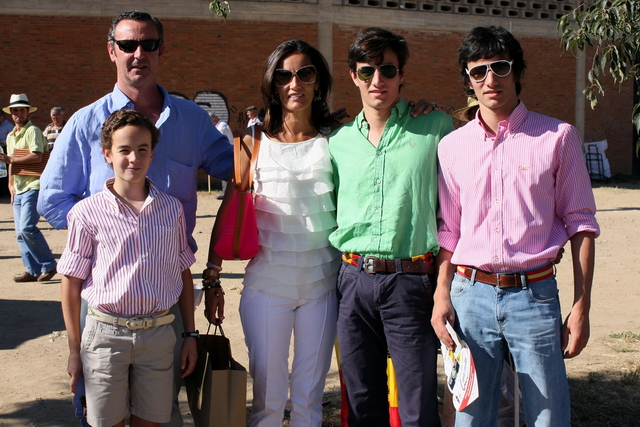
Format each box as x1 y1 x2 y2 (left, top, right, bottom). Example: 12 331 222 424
458 26 526 96
108 10 164 43
101 109 159 151
261 40 332 136
347 27 409 73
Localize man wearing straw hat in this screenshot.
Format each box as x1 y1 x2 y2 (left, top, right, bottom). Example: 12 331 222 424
0 93 57 282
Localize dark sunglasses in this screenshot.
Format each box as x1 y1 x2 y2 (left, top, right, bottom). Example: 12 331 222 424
466 60 513 82
274 65 318 87
111 39 163 53
356 64 399 82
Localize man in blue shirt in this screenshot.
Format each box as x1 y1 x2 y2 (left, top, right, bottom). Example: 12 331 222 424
38 11 232 427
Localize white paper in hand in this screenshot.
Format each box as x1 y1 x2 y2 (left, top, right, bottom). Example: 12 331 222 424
440 321 479 411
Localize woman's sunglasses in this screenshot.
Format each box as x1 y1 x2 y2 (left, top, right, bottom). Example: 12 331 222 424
356 64 399 82
466 60 513 83
111 39 163 53
274 65 318 87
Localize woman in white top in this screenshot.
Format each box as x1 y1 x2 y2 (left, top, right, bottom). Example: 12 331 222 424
207 40 340 427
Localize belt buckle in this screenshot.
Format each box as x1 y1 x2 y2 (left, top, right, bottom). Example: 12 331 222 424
495 273 503 288
126 317 144 330
364 256 378 274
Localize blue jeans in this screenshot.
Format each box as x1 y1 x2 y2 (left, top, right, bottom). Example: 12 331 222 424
450 272 570 427
336 261 441 427
13 189 56 275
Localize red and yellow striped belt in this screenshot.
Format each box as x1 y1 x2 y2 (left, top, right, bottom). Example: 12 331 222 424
342 252 435 274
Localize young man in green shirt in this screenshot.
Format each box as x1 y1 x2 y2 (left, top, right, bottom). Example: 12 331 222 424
329 28 453 427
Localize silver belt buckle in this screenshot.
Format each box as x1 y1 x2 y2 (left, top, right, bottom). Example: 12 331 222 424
495 273 502 288
364 256 378 274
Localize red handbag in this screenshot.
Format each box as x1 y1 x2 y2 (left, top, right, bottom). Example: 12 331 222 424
214 127 261 260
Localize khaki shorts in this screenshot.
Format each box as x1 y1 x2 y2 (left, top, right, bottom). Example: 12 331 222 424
81 315 176 427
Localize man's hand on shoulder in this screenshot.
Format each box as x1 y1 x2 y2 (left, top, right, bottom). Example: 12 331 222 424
409 99 445 117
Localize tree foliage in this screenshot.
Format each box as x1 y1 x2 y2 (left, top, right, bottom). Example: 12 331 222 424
558 0 640 147
210 0 231 20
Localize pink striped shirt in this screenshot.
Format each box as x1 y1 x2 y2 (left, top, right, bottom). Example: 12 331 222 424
437 101 600 273
58 178 196 316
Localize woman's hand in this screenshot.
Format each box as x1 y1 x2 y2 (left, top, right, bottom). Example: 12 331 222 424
204 286 225 324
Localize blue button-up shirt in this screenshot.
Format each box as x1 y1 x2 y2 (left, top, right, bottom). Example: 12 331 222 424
38 84 233 252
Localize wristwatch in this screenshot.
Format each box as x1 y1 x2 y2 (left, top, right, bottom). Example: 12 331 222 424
182 331 199 339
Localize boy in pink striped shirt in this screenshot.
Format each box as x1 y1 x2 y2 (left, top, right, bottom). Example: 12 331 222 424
59 110 198 427
432 26 599 426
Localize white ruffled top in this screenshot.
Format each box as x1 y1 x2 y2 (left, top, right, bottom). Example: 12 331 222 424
243 133 341 300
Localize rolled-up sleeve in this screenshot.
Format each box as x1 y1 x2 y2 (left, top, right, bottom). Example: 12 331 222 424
57 207 95 279
555 125 600 238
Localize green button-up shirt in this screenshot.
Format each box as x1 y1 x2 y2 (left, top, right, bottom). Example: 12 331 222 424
329 99 453 259
7 121 47 195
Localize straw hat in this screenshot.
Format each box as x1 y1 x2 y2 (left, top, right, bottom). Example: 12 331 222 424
3 93 38 114
452 97 479 122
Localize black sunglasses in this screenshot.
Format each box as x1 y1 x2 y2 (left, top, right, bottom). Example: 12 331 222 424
111 39 163 53
466 60 513 82
356 64 399 82
274 65 318 87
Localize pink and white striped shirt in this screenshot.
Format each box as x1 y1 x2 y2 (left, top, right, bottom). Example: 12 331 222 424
437 101 600 273
58 178 196 316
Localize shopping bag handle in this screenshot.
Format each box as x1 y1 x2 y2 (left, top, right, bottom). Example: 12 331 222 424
205 322 225 337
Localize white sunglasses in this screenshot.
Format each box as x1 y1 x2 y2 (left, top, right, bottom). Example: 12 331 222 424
466 60 514 82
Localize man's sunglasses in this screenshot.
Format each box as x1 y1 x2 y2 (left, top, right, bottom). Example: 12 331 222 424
356 64 399 82
274 65 318 87
111 39 163 53
466 60 513 83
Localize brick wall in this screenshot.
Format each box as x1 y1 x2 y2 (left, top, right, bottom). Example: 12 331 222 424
1 14 633 175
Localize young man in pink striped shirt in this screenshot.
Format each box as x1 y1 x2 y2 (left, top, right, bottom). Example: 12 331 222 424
432 26 599 426
59 110 198 427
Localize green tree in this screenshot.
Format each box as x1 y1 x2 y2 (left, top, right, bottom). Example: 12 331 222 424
558 0 640 150
210 0 231 20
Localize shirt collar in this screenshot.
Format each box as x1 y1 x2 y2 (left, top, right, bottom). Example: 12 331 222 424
475 100 528 136
111 84 172 128
355 98 409 131
13 121 33 137
102 177 158 211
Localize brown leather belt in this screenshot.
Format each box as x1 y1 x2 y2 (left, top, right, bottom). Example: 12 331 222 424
343 253 435 275
457 265 554 288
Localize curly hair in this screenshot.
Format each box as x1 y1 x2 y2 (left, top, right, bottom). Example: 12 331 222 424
101 109 159 151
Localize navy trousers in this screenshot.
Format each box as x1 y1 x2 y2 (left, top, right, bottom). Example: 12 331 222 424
336 261 441 427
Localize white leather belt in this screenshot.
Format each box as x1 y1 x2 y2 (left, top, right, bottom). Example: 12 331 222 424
88 306 174 330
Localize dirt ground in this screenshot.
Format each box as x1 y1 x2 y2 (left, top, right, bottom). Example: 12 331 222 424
1 181 639 426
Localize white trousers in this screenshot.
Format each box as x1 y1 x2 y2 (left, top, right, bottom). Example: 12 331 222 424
239 287 337 427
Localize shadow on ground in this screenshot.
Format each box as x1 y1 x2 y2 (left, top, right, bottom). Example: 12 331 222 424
0 299 65 349
0 398 78 426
